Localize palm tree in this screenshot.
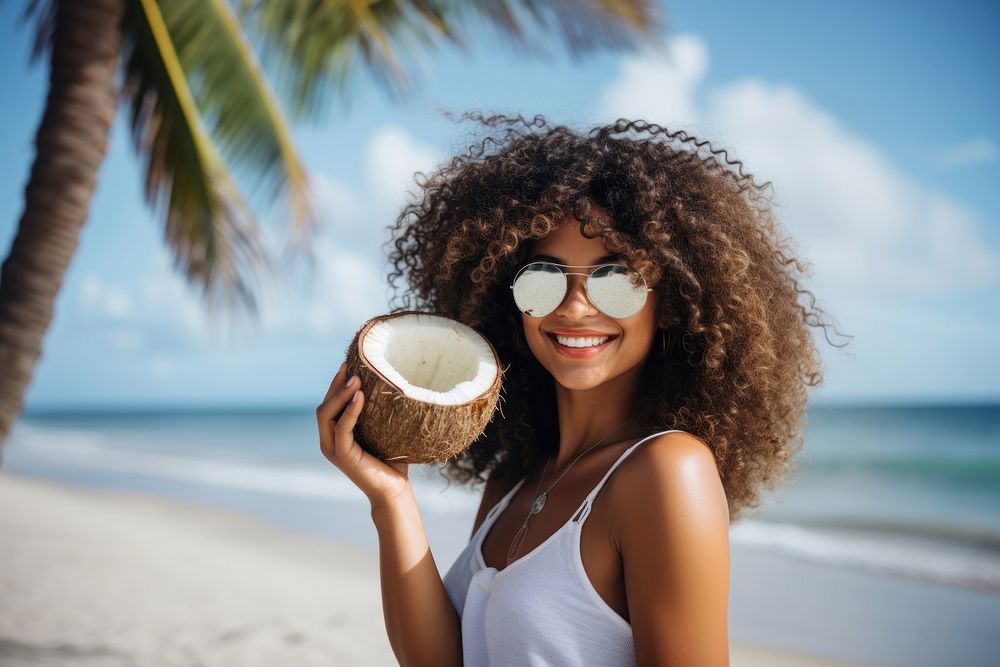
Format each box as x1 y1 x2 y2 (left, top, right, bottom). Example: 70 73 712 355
0 0 663 450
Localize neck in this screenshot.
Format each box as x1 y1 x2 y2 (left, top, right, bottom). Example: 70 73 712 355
551 367 645 470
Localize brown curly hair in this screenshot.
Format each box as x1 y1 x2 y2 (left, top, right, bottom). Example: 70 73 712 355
384 112 848 521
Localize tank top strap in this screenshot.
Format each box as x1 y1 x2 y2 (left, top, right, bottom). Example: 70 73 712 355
571 429 683 524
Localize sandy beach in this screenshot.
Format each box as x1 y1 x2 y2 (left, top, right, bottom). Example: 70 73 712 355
0 472 854 666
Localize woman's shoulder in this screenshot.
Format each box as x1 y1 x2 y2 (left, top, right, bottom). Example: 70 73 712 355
607 430 731 663
607 430 729 539
640 429 712 454
627 429 715 474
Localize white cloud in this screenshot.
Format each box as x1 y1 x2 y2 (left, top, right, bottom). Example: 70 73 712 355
933 137 997 169
283 126 442 335
300 241 389 335
313 177 365 229
79 272 134 319
366 124 443 214
595 34 999 297
706 80 997 293
600 35 707 128
309 172 385 254
77 250 224 347
136 248 216 344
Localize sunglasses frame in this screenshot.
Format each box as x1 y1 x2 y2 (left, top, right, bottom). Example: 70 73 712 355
509 261 653 319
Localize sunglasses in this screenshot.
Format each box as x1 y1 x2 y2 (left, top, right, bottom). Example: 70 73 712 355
510 261 653 319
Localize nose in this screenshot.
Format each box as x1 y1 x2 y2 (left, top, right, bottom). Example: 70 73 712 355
554 272 598 318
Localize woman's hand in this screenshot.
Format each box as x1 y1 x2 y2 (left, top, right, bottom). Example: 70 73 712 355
317 361 411 508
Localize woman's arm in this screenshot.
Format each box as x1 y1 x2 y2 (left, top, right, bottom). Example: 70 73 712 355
317 363 462 666
612 432 731 666
374 466 516 663
371 492 463 667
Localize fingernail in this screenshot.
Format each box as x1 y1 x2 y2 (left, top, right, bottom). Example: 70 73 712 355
347 375 358 387
352 390 361 403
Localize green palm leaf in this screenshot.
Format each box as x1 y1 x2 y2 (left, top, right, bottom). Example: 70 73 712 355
244 0 662 115
159 0 315 243
123 0 278 319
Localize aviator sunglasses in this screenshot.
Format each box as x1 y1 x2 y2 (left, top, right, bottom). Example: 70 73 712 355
510 261 653 319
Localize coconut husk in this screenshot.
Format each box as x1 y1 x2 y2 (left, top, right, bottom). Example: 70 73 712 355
344 310 503 464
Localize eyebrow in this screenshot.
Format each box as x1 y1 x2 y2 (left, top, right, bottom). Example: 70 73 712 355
528 253 621 264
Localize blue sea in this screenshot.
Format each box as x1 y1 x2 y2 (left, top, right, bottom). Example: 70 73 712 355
3 402 1000 666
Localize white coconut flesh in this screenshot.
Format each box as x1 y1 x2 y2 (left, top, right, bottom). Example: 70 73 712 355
362 313 499 406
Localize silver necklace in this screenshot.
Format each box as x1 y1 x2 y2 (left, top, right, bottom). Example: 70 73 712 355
506 416 636 565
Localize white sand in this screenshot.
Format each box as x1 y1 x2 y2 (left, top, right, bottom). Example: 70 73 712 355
0 473 852 666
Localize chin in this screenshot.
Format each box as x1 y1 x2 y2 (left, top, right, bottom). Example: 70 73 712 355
543 362 609 387
555 377 607 392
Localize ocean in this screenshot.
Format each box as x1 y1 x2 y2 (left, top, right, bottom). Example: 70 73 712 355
3 403 999 665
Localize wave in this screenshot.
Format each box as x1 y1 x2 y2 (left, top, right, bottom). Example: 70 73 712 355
731 520 1000 593
4 423 479 514
803 457 1000 486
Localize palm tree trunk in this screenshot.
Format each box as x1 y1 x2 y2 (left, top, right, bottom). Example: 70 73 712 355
0 0 124 457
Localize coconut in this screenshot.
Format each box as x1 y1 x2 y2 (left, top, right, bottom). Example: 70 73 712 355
344 310 503 464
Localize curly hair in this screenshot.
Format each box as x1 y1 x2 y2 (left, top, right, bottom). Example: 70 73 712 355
384 112 847 522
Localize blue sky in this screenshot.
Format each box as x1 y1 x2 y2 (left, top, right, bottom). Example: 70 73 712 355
1 1 997 409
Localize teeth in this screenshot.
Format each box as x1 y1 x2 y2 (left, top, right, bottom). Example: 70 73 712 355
554 335 611 348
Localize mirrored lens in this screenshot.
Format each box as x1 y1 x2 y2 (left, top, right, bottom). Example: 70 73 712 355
512 262 566 317
587 265 649 318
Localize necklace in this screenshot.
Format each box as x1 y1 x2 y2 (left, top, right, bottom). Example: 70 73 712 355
506 416 636 565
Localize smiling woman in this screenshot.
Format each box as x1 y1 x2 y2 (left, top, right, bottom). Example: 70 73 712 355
384 113 843 513
318 111 845 666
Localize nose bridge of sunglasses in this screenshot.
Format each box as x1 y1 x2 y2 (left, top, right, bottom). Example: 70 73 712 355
560 269 598 307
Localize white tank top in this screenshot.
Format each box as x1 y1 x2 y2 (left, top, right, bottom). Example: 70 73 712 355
442 430 682 666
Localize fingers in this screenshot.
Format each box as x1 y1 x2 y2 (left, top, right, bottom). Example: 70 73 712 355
317 363 348 459
317 363 357 419
316 361 364 463
333 387 364 459
322 362 349 403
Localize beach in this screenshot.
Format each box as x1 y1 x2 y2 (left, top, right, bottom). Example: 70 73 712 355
0 473 393 666
2 404 999 666
0 472 852 667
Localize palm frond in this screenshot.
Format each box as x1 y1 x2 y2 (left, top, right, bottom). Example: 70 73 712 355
123 0 276 320
162 0 317 247
243 0 663 116
248 0 428 114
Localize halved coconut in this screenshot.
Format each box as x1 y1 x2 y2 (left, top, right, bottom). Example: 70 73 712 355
344 310 503 464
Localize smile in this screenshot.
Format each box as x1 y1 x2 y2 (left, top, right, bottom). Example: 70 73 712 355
546 333 618 358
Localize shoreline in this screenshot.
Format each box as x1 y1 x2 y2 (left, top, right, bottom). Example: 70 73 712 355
0 472 851 667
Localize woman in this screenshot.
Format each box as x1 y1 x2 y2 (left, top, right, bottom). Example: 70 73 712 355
317 114 840 666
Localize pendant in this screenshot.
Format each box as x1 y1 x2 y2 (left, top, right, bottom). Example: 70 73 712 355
508 523 529 563
530 493 547 515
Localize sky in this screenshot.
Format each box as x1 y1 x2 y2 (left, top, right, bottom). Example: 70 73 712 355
0 0 997 410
